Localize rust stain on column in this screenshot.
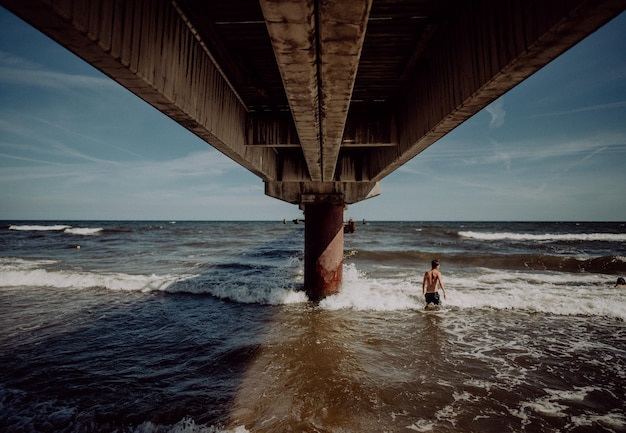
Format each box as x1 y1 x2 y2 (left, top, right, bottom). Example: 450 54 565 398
304 202 344 300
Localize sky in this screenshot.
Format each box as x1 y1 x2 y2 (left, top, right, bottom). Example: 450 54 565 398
0 8 625 221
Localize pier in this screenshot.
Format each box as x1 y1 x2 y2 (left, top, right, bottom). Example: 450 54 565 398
2 0 624 299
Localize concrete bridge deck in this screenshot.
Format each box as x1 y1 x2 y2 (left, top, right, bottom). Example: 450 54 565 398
2 0 624 298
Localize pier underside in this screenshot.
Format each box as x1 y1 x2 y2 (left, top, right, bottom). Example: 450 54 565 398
2 0 624 298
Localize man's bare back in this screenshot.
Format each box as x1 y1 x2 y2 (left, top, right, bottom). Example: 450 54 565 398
422 260 447 305
423 269 442 292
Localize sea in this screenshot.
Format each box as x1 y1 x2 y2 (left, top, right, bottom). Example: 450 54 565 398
0 220 625 433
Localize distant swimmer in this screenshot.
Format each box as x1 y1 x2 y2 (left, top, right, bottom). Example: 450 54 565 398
422 259 447 308
615 277 626 288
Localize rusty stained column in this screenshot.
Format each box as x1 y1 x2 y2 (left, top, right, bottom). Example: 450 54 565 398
303 202 344 300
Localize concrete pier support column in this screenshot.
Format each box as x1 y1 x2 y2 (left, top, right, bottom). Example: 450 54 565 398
303 202 344 300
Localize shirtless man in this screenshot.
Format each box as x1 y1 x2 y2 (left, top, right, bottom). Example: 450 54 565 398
422 259 447 307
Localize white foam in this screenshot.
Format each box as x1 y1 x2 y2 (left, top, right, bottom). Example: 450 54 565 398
133 417 249 433
191 258 308 305
444 269 626 319
320 264 423 311
0 257 58 270
2 258 624 316
0 259 187 292
9 224 70 231
569 411 626 431
459 231 626 242
1 268 185 292
317 264 626 319
63 227 103 235
0 257 307 304
8 224 103 235
197 282 308 305
405 420 436 432
517 387 595 419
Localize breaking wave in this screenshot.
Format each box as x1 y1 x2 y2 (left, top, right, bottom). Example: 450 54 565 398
459 231 626 242
9 224 103 235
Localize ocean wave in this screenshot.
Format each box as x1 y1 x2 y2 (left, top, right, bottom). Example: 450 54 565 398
131 418 249 433
64 227 103 235
456 254 626 274
444 269 626 320
459 231 626 242
169 256 308 305
189 282 308 305
0 257 59 270
0 396 249 433
9 224 71 231
3 258 624 317
0 259 188 292
350 250 626 274
0 257 308 305
346 249 427 263
320 264 421 311
319 264 626 320
9 224 103 235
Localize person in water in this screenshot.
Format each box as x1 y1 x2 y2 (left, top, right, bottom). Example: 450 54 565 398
422 259 447 307
615 277 626 288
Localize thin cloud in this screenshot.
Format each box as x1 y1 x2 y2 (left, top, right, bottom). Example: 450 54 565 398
0 164 76 182
8 149 236 182
144 150 240 179
0 51 41 69
0 117 132 165
22 114 146 160
532 101 626 118
399 130 626 182
455 132 624 166
485 99 506 128
537 146 608 193
459 139 512 169
0 152 65 166
0 65 115 90
0 149 248 219
526 132 626 161
4 126 121 165
0 51 115 90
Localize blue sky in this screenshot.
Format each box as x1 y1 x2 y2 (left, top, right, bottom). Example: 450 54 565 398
1 8 625 221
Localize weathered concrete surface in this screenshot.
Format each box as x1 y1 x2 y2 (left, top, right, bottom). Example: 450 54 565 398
317 0 372 182
259 0 372 183
265 181 380 205
259 0 322 181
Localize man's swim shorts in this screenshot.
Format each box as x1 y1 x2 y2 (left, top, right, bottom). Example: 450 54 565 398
425 292 440 305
